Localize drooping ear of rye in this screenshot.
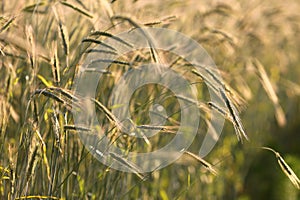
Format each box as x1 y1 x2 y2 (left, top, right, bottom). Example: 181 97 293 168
51 43 61 85
253 59 286 127
262 147 300 189
184 151 218 175
219 89 249 142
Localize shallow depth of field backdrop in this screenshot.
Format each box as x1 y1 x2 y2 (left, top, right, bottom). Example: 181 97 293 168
1 0 300 199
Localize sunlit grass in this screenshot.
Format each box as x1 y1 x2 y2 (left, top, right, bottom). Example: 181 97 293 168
1 0 300 199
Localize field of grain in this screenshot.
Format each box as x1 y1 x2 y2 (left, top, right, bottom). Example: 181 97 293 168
1 0 300 199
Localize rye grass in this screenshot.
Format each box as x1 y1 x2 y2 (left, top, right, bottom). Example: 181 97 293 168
1 0 300 199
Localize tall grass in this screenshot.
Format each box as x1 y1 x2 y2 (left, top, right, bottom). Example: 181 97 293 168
1 0 300 199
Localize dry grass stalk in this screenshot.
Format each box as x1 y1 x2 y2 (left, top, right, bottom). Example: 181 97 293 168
22 2 46 13
32 89 65 104
64 125 91 132
25 146 39 191
32 87 81 110
136 125 178 134
82 38 117 51
90 31 133 48
184 151 218 175
59 1 93 18
175 94 210 114
85 48 118 55
111 15 165 67
207 101 230 119
58 21 69 56
108 152 146 180
209 29 236 46
219 89 249 141
25 25 35 69
253 59 286 127
9 162 16 200
49 87 79 102
82 68 112 74
262 147 300 189
0 16 16 33
92 98 122 130
143 15 177 26
90 59 130 66
52 6 70 73
51 44 60 85
191 69 219 92
50 112 61 148
34 130 51 184
193 64 246 109
15 195 59 200
149 110 180 126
